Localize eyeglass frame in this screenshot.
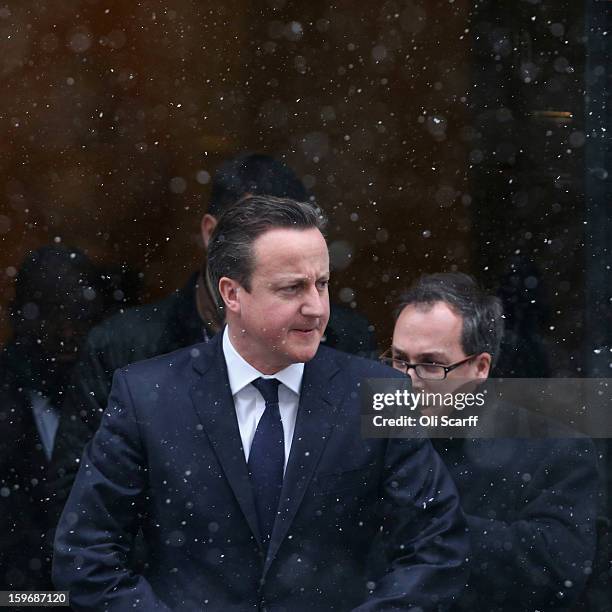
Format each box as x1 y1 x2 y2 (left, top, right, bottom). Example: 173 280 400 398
379 348 479 381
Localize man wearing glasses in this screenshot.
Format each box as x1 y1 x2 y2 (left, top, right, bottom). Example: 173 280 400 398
385 272 598 611
382 273 497 405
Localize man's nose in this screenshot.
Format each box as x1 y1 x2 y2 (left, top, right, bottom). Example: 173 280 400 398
301 285 327 318
407 368 424 391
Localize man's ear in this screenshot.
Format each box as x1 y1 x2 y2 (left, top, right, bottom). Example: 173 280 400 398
218 277 242 314
201 214 218 249
474 352 492 379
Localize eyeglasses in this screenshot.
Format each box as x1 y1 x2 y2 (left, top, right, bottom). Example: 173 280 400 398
379 349 477 381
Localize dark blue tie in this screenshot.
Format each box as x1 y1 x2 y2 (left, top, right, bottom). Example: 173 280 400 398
249 378 284 545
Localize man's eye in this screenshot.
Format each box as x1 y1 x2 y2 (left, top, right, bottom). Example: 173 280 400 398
281 285 300 293
316 280 329 291
419 363 443 373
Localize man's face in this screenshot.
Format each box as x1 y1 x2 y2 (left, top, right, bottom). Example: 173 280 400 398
392 301 490 413
224 227 330 374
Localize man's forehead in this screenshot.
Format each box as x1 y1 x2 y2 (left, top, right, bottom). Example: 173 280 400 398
394 301 464 351
397 301 462 326
258 267 330 286
252 227 328 265
254 225 326 245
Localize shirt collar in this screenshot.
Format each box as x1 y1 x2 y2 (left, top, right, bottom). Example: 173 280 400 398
222 326 304 396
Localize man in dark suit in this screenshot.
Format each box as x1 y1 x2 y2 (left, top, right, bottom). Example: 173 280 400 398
48 153 377 523
387 273 598 611
1 246 106 594
53 197 468 611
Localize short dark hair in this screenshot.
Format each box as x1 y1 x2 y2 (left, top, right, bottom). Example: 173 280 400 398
395 273 504 365
208 153 309 217
207 195 327 306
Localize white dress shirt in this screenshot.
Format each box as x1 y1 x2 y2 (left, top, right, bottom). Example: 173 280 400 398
29 391 60 462
222 326 303 469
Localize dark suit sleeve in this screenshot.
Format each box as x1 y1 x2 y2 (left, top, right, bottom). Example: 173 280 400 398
355 438 469 611
52 370 170 611
464 439 598 609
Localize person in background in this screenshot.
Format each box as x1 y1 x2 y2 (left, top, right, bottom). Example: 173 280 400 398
0 245 105 592
48 152 377 525
386 272 599 611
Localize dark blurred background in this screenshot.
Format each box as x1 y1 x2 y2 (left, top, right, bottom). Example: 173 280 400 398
0 0 609 376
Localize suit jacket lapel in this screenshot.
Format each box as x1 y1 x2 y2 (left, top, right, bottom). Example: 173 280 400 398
189 334 262 547
264 348 343 574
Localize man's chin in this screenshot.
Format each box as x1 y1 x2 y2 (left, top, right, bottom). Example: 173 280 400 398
287 337 321 363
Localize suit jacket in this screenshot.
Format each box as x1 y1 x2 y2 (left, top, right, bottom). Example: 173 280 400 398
53 334 468 611
0 348 54 591
433 424 598 611
48 274 377 522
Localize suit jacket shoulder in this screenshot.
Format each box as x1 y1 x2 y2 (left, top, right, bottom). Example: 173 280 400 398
87 282 201 368
116 339 207 395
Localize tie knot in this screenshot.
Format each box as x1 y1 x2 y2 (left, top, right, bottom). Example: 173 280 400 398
251 377 281 406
